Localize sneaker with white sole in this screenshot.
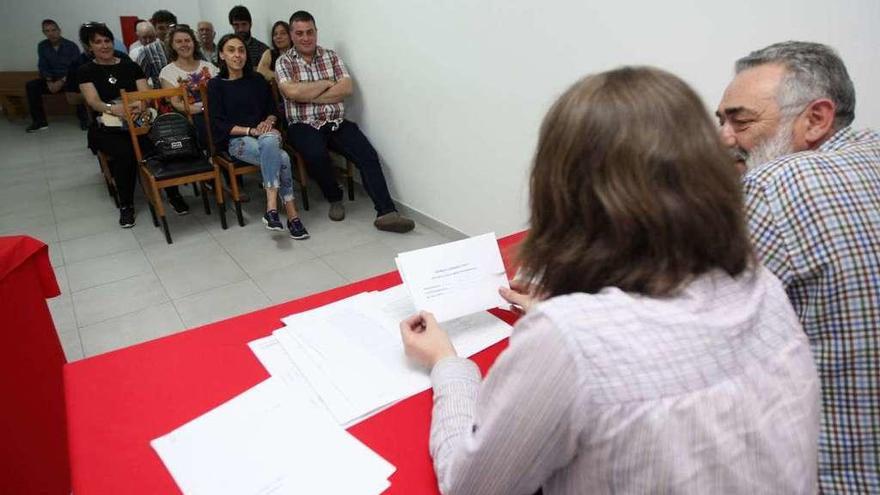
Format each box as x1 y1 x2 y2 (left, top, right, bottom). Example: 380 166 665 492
119 206 135 228
26 122 48 133
288 217 310 240
262 210 284 231
168 195 190 215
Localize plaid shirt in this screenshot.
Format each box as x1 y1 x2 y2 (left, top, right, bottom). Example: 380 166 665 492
275 46 350 129
136 39 168 88
743 126 880 494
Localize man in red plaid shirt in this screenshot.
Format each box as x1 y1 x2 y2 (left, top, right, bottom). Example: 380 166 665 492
276 10 414 233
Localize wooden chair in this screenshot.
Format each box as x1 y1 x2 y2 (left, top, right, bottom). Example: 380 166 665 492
269 80 356 210
121 87 227 244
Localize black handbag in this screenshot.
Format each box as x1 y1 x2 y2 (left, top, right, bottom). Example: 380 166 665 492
147 112 201 161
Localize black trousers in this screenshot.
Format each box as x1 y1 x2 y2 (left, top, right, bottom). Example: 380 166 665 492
88 127 182 207
26 78 87 125
89 127 139 207
287 120 396 216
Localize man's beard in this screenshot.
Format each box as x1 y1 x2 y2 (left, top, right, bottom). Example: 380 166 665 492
739 118 796 171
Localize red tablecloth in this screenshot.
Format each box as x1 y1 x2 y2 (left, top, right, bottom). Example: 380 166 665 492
65 231 527 494
0 235 68 494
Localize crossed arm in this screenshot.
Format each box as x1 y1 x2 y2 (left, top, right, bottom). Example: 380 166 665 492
279 76 352 104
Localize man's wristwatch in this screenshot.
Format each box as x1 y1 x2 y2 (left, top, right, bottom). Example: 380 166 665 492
105 102 112 112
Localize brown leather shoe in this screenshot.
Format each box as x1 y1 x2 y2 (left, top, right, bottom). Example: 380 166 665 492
374 211 414 233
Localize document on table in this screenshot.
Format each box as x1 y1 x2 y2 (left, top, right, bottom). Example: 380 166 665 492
395 232 509 322
264 286 512 426
151 377 395 495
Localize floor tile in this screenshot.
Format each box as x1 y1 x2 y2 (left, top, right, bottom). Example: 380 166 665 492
79 302 185 357
0 220 59 244
133 211 213 248
60 229 140 264
152 249 248 299
47 242 64 267
53 264 70 295
72 272 169 327
48 293 77 330
321 240 399 282
56 212 121 241
218 228 318 277
58 329 85 362
174 279 271 328
251 257 347 304
376 226 453 254
66 248 153 293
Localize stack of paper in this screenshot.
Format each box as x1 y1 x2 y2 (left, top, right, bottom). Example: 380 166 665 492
152 233 515 494
151 377 395 495
262 285 512 426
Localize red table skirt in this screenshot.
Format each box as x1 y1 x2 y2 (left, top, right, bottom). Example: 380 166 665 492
65 231 527 494
0 236 68 494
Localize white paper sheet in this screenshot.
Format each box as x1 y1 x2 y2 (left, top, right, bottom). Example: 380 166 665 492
151 377 395 495
395 232 509 322
270 288 512 426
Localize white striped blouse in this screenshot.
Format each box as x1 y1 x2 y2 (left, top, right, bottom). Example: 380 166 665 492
429 266 819 495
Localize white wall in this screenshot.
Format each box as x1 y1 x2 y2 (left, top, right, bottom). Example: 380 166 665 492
263 0 880 237
0 1 200 69
3 0 879 237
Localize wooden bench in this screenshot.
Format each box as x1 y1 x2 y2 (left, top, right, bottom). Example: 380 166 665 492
0 71 76 121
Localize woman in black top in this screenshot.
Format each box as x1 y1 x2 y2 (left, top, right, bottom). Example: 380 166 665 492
77 23 148 228
256 21 290 82
207 34 308 239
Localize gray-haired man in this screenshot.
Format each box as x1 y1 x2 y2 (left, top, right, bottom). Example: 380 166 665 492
717 41 879 493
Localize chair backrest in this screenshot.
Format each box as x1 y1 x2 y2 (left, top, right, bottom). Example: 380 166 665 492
196 84 218 157
268 79 288 132
121 87 193 163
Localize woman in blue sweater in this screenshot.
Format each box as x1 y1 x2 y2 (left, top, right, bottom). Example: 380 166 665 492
207 34 308 239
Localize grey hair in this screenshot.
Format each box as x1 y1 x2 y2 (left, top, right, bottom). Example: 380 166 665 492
135 21 155 35
735 41 855 129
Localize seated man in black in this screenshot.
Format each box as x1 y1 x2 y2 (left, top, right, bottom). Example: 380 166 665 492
276 11 414 233
26 19 86 132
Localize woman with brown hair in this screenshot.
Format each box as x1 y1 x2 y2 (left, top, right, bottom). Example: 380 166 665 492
400 67 820 494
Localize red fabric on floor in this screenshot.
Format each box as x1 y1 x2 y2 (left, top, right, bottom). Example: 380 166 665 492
0 236 68 494
65 231 526 494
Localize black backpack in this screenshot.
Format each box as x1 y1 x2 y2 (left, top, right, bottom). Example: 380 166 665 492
147 112 201 161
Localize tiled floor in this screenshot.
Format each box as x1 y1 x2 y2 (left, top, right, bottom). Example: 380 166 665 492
0 116 457 362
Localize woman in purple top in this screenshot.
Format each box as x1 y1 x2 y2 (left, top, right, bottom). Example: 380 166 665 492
207 34 308 240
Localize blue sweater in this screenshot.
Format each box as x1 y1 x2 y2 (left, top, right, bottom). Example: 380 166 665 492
37 38 80 79
206 74 277 151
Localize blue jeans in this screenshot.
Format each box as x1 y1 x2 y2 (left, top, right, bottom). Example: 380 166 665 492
229 131 294 204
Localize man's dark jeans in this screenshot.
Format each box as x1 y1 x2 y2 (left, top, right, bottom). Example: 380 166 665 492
287 120 396 216
26 78 87 125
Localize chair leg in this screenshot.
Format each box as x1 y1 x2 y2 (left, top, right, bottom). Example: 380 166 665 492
235 201 244 227
192 182 200 197
148 203 159 227
347 176 355 201
201 182 211 215
219 201 228 230
301 184 309 211
161 216 172 244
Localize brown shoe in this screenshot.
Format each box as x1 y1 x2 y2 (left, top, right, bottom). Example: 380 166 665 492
374 211 414 233
329 201 345 221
